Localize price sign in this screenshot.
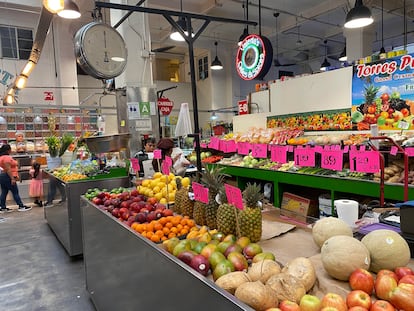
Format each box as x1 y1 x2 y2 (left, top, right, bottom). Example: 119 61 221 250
349 150 380 173
130 158 140 173
251 143 268 158
209 136 220 150
225 183 243 210
221 140 237 153
161 156 173 175
153 149 162 159
294 147 315 167
320 150 343 171
192 182 209 203
237 142 251 155
270 145 288 163
200 142 208 148
238 99 249 115
398 120 410 130
390 146 398 156
405 147 414 157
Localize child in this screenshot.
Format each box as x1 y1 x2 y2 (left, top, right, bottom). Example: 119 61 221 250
29 162 43 207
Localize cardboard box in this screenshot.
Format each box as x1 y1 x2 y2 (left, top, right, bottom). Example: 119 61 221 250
281 192 319 224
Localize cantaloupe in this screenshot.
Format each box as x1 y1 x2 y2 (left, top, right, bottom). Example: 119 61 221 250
312 217 353 248
361 229 411 273
321 235 370 281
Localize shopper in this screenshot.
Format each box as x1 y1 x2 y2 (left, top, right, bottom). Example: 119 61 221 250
44 177 66 207
29 161 44 207
152 138 189 176
0 144 31 212
136 137 156 177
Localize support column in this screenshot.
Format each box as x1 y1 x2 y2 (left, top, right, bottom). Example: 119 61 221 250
344 25 375 62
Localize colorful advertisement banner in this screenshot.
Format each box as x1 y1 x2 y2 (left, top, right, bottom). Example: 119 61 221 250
351 53 414 130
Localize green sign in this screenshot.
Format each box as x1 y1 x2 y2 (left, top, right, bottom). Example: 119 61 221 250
139 102 150 116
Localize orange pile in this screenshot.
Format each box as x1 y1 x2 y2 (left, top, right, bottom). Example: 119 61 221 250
131 215 197 243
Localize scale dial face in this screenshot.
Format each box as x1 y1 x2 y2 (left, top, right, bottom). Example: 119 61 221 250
74 22 128 79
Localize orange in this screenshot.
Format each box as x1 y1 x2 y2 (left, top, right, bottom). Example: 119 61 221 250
176 224 183 231
186 219 195 228
162 227 170 235
180 228 189 235
159 217 167 225
170 227 178 234
150 234 160 243
135 224 145 233
155 230 164 238
171 216 180 226
180 218 187 226
154 222 163 231
161 236 167 241
146 231 154 238
168 232 176 239
165 222 173 229
146 223 154 232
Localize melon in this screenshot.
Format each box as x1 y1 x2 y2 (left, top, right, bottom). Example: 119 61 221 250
312 217 353 248
321 235 370 281
361 229 411 273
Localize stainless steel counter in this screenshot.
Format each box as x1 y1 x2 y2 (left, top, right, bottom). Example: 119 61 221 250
44 172 130 256
80 197 253 311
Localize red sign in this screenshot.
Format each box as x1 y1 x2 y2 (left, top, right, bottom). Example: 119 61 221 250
157 97 174 116
238 99 249 115
44 91 54 101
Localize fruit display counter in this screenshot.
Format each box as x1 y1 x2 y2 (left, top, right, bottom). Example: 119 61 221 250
80 197 254 311
212 164 414 208
44 171 130 256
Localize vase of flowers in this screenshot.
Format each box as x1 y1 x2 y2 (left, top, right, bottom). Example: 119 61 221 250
45 134 74 169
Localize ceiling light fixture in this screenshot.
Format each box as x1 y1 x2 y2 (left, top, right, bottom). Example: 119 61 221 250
320 40 331 71
57 0 81 19
344 0 373 29
211 41 223 70
15 75 28 89
338 46 347 62
43 0 64 13
210 112 218 120
169 0 194 41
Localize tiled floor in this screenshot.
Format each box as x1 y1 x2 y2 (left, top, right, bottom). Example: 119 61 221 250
0 203 96 311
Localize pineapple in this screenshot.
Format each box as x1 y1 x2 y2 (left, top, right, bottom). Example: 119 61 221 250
238 183 264 242
193 200 207 226
180 183 194 218
216 187 239 236
204 167 226 229
173 177 184 214
360 84 379 114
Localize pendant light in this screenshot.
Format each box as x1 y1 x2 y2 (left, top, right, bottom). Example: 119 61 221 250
43 0 64 13
211 41 223 70
170 0 194 41
57 0 81 19
379 0 385 54
344 0 373 29
320 40 331 71
238 1 249 46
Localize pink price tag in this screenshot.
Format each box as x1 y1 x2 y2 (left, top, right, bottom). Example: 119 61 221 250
343 145 349 153
349 150 380 173
161 156 173 175
294 147 315 167
288 145 294 152
320 150 343 171
200 142 207 148
270 145 288 163
192 182 209 204
237 142 251 155
390 146 398 156
359 145 366 151
223 140 237 153
405 147 414 157
224 183 243 210
153 149 162 159
130 158 140 173
209 136 220 150
251 143 268 158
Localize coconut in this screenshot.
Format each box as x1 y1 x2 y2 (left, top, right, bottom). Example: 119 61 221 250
235 281 278 311
321 235 370 281
361 229 411 273
215 271 251 294
312 217 353 248
266 272 306 304
282 257 317 292
247 259 281 283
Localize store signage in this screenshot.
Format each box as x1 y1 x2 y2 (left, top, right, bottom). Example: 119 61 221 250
349 150 380 173
320 149 343 171
237 142 251 155
139 102 150 117
44 91 54 101
130 158 140 173
294 147 315 167
0 69 13 86
153 149 162 159
352 52 414 131
251 143 267 158
192 182 209 204
238 99 249 115
224 183 243 210
157 97 174 116
270 145 288 164
208 136 220 150
236 34 273 80
161 156 172 175
220 139 237 153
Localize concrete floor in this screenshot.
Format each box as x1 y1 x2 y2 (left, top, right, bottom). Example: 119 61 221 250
0 204 96 311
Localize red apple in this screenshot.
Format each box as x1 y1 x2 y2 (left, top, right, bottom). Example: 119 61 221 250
348 307 368 311
346 290 372 309
299 294 321 311
394 266 414 280
321 293 347 311
374 273 398 300
389 283 414 311
369 300 395 311
398 274 414 285
376 270 398 283
278 300 300 311
349 268 375 295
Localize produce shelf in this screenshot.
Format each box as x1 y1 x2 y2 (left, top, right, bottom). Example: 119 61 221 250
80 197 254 311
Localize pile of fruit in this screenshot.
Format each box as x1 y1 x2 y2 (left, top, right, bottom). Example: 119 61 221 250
50 164 88 182
137 172 180 204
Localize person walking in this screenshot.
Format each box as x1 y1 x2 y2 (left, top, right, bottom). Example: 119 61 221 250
29 161 44 207
0 144 31 212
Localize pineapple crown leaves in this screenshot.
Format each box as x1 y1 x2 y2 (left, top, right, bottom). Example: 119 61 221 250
364 84 380 103
242 182 264 208
200 166 229 194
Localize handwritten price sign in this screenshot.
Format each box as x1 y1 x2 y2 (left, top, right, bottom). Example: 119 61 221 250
208 136 220 150
349 150 380 173
270 145 288 163
192 182 209 204
251 143 268 158
320 150 343 171
294 147 315 167
153 149 162 159
161 156 173 175
130 158 140 173
224 183 243 210
237 142 251 155
221 140 237 153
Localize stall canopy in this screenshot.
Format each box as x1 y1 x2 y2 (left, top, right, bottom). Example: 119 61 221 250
175 102 193 138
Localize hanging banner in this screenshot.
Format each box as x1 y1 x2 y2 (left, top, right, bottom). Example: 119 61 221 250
351 52 414 130
157 97 174 116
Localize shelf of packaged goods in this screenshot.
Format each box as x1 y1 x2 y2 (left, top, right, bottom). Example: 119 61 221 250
80 197 253 311
211 164 414 207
